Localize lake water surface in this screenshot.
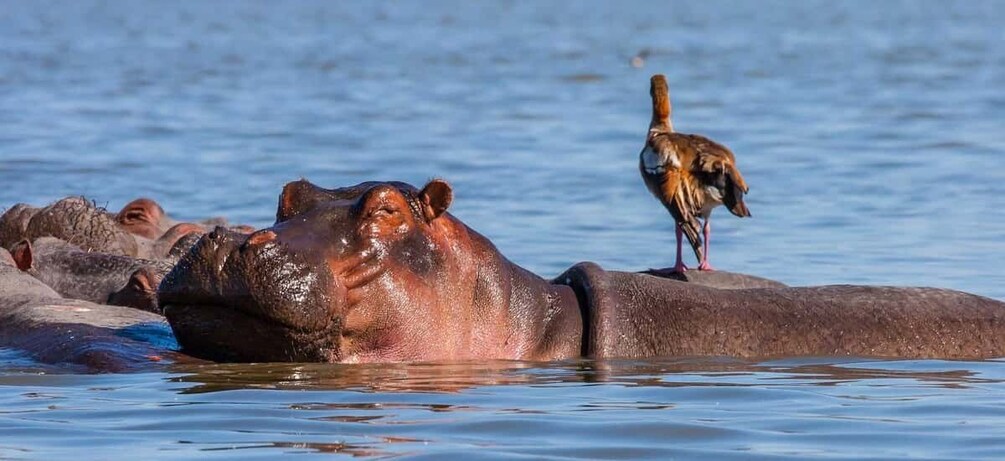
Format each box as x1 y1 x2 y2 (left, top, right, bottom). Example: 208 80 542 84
0 0 1003 459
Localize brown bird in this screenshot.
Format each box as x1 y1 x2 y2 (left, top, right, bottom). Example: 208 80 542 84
639 74 751 272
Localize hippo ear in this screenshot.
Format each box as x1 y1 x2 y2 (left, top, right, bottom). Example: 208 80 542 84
277 179 332 223
10 239 33 271
127 267 159 293
419 179 453 221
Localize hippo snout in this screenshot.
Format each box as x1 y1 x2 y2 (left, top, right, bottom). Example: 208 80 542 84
159 227 342 362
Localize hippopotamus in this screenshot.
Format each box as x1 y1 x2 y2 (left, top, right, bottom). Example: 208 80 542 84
0 247 15 267
1 197 140 256
115 198 178 240
1 197 241 259
159 179 1005 363
166 231 205 259
115 197 254 240
0 251 183 372
10 237 175 313
0 203 37 250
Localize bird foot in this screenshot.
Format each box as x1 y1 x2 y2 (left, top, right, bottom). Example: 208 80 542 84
671 262 688 273
697 261 715 271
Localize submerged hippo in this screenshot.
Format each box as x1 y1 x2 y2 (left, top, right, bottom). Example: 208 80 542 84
10 237 175 313
0 197 138 256
0 253 181 372
0 203 38 250
1 197 227 259
115 197 254 240
115 198 177 240
0 196 199 257
160 179 1005 363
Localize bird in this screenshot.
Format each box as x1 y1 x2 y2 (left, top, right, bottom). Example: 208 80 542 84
639 74 751 273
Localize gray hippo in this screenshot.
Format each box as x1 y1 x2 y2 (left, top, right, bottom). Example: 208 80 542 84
10 237 175 313
115 197 254 240
0 248 183 372
157 179 1005 363
1 197 242 259
1 197 139 256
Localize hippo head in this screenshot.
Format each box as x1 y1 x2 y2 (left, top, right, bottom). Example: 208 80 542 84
25 197 139 256
0 203 39 250
160 179 482 363
116 198 172 240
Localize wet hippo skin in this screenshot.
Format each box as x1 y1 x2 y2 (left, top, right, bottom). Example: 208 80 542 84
162 179 584 363
0 257 185 372
0 247 14 267
0 203 38 250
22 197 140 256
160 179 1005 363
2 197 215 260
115 197 252 242
559 263 1005 359
642 268 786 289
10 237 175 312
0 196 205 259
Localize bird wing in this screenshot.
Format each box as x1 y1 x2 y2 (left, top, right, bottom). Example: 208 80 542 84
644 133 704 262
685 134 751 218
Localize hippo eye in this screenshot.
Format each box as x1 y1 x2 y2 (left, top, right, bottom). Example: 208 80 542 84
123 211 148 223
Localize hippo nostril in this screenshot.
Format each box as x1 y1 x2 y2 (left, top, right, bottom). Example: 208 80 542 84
245 230 277 247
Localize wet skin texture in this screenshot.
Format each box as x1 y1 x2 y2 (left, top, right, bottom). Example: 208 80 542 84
162 179 582 363
0 255 184 372
161 180 1005 363
2 196 225 260
17 197 138 256
0 203 38 250
115 197 253 241
559 263 1005 359
116 198 176 240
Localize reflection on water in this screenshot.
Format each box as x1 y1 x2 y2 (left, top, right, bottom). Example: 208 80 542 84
169 358 999 394
0 358 1003 459
0 0 1003 458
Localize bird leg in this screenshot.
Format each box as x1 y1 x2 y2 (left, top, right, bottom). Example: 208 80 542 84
672 225 688 273
698 217 715 271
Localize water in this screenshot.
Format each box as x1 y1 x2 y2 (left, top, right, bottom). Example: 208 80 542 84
0 0 1003 459
1 358 1003 460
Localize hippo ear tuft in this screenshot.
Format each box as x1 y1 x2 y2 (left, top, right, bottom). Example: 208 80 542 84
11 239 33 271
420 179 453 221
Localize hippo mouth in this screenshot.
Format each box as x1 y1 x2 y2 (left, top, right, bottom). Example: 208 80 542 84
159 228 342 363
160 301 342 363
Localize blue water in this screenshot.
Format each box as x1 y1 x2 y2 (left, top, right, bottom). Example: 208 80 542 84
0 0 1003 459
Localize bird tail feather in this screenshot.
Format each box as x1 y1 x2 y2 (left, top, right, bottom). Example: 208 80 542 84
679 217 703 263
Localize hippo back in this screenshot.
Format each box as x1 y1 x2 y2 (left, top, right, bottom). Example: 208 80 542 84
557 262 1005 360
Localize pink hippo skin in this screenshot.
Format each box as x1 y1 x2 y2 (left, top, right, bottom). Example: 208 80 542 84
115 197 253 242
